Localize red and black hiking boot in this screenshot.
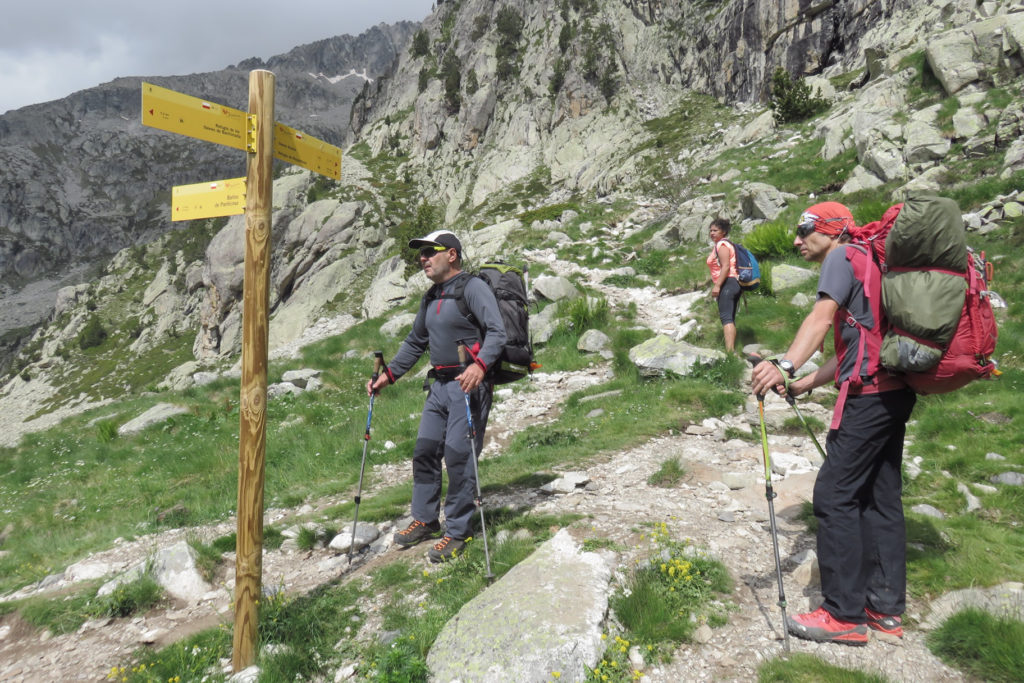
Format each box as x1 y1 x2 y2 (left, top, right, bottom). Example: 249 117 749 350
394 520 440 548
427 536 466 563
865 607 903 639
786 607 869 646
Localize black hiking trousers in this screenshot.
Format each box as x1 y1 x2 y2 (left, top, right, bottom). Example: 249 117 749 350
814 388 916 623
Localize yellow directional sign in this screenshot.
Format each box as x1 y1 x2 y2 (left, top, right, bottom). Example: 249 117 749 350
273 122 342 180
172 177 246 221
142 82 251 151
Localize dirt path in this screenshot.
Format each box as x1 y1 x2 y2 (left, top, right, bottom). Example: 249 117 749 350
0 366 965 682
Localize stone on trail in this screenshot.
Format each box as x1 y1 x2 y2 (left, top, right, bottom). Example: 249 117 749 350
328 522 381 552
426 529 612 682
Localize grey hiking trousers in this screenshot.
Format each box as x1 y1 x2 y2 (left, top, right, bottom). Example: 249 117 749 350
411 377 493 541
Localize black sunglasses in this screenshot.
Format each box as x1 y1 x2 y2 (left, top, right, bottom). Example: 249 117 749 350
795 215 847 239
418 246 447 259
795 220 817 239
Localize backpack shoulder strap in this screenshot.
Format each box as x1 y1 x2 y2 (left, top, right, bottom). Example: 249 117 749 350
425 272 482 331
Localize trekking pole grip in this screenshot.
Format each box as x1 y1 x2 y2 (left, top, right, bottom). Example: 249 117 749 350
372 350 385 381
457 341 469 366
746 353 767 402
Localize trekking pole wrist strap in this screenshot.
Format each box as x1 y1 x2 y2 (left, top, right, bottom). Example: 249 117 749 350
767 358 793 393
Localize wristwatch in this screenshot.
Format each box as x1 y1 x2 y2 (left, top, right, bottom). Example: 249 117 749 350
778 359 796 378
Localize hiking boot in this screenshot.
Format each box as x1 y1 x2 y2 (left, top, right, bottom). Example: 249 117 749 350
865 607 903 639
786 607 868 646
427 536 466 563
394 520 440 548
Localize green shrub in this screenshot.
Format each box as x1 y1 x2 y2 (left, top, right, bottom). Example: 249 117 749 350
471 14 489 41
394 202 441 271
441 51 462 113
550 57 567 96
648 457 686 487
77 315 108 350
94 574 163 618
558 22 575 53
495 6 525 80
418 67 431 94
770 67 830 124
561 296 610 333
742 220 796 259
410 29 430 58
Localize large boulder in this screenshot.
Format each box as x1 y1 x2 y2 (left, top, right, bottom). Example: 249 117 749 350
629 335 725 377
770 264 817 291
926 27 985 95
532 275 580 303
739 183 794 221
426 530 612 682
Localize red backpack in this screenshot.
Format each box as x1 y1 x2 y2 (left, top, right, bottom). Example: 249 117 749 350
848 194 998 395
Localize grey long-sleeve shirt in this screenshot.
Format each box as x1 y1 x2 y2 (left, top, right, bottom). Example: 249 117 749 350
387 271 507 381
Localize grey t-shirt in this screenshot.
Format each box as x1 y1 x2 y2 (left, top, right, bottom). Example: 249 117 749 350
817 245 876 384
388 271 507 380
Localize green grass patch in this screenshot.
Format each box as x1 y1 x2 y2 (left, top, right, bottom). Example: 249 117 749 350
647 457 685 487
927 609 1024 683
12 573 163 637
758 652 891 682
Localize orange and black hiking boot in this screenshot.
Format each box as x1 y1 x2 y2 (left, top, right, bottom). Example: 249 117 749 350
787 607 869 645
865 607 903 639
427 536 466 563
394 519 440 548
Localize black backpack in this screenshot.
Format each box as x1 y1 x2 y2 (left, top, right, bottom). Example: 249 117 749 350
424 262 534 384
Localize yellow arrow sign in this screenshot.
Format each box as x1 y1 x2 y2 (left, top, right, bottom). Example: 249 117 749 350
142 82 251 151
273 122 342 180
172 177 247 221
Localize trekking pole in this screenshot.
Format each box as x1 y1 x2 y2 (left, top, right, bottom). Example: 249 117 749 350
784 392 827 461
746 354 792 652
457 342 495 582
349 351 385 558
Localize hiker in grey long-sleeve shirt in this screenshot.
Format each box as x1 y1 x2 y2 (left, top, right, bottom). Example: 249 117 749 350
366 230 506 563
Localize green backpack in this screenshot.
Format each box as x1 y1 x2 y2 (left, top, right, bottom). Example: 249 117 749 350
851 193 998 394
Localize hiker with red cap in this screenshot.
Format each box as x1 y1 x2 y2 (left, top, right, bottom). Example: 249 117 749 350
751 201 916 646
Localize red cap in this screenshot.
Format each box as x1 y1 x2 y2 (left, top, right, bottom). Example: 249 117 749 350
798 202 856 236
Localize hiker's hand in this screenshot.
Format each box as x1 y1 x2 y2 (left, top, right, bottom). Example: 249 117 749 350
367 374 390 396
751 361 785 398
711 285 721 299
788 376 811 398
457 363 485 393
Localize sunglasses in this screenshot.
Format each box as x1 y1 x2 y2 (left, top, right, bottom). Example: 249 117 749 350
795 214 848 239
418 246 447 259
795 218 817 239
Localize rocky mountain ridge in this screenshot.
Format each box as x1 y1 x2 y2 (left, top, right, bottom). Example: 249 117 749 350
6 0 1024 422
0 21 418 368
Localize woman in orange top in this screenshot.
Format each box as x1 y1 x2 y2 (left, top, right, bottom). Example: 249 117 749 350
706 217 741 353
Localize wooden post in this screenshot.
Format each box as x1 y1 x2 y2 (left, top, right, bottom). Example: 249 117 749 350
233 69 275 672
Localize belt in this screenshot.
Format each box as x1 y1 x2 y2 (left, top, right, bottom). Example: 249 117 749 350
423 365 462 390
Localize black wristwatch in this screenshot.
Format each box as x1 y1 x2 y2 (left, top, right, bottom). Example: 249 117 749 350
778 359 796 378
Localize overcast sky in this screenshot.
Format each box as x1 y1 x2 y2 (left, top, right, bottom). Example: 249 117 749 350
0 1 432 114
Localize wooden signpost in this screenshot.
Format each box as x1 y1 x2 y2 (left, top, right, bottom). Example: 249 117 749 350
142 72 342 671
